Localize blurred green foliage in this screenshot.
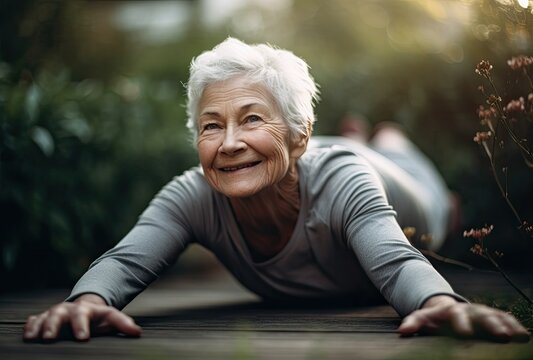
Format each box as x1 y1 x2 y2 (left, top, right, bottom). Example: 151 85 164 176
0 64 197 289
1 0 532 290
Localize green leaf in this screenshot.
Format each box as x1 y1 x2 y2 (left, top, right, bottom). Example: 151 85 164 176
25 84 41 122
30 126 54 156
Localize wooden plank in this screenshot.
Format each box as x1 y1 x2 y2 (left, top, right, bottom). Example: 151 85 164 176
2 266 533 359
2 325 533 360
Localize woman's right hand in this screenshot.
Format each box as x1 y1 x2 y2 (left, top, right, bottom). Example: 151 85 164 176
23 294 142 342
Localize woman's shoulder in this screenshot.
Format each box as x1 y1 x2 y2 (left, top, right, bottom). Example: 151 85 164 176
300 140 375 177
146 166 218 220
142 166 224 238
161 166 211 197
299 140 387 205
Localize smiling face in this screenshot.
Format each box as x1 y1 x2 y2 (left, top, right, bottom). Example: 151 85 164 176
197 76 307 198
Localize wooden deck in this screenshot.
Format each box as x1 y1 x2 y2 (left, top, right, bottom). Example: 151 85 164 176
1 263 532 360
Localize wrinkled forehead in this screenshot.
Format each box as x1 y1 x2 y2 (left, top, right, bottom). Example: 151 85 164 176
199 76 280 112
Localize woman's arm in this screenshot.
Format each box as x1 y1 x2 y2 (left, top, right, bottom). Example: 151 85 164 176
67 171 209 309
333 153 529 341
398 295 530 342
23 170 209 341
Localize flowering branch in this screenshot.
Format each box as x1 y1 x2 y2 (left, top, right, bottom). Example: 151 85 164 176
464 225 532 305
508 56 533 92
476 58 533 167
468 59 533 306
475 59 533 236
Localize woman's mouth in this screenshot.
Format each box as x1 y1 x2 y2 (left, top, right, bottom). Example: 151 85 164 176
219 161 261 172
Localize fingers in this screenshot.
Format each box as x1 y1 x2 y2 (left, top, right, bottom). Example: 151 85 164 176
22 301 142 342
23 313 47 340
478 311 530 343
448 305 474 338
70 306 91 341
24 305 68 341
24 304 74 342
398 302 531 343
40 305 69 340
398 313 424 336
398 304 452 336
107 311 142 337
499 313 530 342
503 313 530 342
92 307 142 337
464 305 529 343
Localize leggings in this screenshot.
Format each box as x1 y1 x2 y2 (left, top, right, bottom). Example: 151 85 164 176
308 136 450 250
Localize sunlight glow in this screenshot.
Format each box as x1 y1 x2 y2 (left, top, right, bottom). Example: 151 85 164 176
518 0 529 9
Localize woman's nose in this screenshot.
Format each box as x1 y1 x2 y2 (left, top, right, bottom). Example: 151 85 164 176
219 127 247 155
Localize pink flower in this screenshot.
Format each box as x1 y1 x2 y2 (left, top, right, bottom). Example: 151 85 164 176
464 225 494 240
507 55 533 71
475 60 493 77
477 105 497 120
473 131 492 144
470 244 484 256
505 97 525 113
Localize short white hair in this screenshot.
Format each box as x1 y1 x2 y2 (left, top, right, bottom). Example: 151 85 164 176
186 37 320 144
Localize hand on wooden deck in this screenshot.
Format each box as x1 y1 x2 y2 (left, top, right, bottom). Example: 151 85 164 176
398 295 530 342
22 294 142 342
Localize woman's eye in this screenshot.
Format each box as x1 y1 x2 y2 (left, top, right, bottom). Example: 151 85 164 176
246 115 262 123
203 123 220 131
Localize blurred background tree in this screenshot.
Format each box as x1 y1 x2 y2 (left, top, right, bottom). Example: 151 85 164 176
1 0 532 291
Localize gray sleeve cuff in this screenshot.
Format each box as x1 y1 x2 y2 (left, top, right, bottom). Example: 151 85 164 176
65 291 111 306
417 292 470 310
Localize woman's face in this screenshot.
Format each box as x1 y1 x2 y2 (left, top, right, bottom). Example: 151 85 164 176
197 76 306 198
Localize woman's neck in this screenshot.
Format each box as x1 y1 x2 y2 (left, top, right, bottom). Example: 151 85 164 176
230 163 301 260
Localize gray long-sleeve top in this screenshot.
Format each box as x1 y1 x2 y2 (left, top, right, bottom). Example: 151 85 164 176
68 143 463 317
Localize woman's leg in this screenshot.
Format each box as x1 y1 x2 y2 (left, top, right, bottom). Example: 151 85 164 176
369 123 458 250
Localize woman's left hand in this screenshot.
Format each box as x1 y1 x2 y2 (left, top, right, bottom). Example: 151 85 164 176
398 295 530 342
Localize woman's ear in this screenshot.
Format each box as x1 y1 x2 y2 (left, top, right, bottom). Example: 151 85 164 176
290 134 308 158
289 122 312 159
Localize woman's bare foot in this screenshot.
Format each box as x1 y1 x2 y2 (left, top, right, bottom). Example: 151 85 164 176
339 114 370 143
369 122 411 151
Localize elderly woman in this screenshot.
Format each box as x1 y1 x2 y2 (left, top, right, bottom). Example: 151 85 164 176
24 38 529 342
